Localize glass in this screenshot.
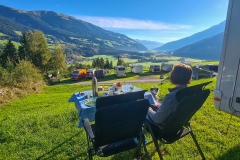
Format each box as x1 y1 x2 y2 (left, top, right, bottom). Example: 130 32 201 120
150 86 159 101
98 86 103 92
88 92 93 100
109 87 114 95
150 87 159 95
103 86 109 91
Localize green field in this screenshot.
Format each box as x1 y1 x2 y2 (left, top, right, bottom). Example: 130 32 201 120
0 40 21 48
81 55 217 67
1 78 240 159
14 30 22 36
0 32 7 36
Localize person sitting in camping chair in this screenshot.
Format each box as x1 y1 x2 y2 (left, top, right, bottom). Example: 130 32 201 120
147 63 192 134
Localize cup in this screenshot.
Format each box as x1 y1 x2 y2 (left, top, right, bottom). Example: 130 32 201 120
88 92 93 100
98 86 103 92
103 86 109 91
109 87 114 95
150 87 159 95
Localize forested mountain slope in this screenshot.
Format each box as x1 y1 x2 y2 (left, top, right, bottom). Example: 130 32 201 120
0 5 147 56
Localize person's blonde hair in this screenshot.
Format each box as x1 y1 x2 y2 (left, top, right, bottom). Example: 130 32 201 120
170 64 192 85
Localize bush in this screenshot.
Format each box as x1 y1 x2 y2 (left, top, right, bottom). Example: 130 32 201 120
14 60 43 89
0 66 14 86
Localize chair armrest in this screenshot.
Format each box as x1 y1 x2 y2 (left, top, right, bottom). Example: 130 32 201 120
183 122 192 131
146 116 164 129
82 118 95 139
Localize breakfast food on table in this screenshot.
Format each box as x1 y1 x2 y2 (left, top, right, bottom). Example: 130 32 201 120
112 82 123 93
116 82 123 87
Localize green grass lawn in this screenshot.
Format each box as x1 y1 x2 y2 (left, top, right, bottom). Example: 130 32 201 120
14 30 22 36
81 55 209 67
1 78 240 159
0 32 7 36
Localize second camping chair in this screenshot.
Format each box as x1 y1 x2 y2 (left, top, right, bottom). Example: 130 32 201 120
145 82 211 160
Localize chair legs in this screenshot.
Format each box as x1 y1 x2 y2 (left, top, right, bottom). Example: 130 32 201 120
152 138 163 160
144 122 163 160
88 148 93 160
141 133 151 160
145 122 205 160
190 131 206 160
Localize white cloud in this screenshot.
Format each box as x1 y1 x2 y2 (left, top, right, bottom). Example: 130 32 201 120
75 16 192 30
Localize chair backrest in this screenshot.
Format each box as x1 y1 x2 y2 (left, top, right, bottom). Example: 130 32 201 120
96 90 147 109
159 85 211 137
176 81 212 102
94 99 149 149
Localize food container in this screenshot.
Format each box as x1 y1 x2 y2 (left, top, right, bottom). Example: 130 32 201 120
98 86 103 92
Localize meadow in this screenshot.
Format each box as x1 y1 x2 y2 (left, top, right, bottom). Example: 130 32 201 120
0 39 21 48
1 77 240 160
60 67 162 85
81 55 217 68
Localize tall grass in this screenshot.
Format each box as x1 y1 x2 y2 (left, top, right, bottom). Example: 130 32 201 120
0 78 240 159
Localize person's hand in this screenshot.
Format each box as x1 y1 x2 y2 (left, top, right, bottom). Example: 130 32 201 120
154 102 161 108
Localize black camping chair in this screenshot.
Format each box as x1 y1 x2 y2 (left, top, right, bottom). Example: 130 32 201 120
96 90 147 109
82 99 150 160
145 82 211 160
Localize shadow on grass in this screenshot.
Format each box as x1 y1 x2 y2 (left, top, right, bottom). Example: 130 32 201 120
215 145 240 160
36 131 85 160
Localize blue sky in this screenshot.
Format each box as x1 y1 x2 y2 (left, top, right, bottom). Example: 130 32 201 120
0 0 228 43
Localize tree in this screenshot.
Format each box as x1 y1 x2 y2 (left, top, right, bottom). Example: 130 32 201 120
95 57 100 67
99 57 104 68
104 59 110 69
74 63 85 69
51 44 67 74
0 39 17 68
18 33 29 61
25 30 51 72
118 59 125 66
92 59 96 68
109 60 113 69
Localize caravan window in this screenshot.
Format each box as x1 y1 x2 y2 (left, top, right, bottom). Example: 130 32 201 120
118 68 125 71
72 73 78 76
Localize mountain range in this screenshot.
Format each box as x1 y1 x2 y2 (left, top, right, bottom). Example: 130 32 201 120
155 21 225 52
0 5 226 60
173 32 224 60
0 5 147 56
134 39 164 50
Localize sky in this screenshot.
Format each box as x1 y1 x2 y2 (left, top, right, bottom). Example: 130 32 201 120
0 0 229 43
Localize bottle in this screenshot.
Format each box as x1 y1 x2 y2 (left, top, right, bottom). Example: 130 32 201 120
92 75 98 96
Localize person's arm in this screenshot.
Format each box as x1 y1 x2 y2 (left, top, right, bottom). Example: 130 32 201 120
147 94 175 124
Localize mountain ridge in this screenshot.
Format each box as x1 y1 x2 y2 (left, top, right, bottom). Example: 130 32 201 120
0 5 148 56
155 21 225 51
173 32 224 60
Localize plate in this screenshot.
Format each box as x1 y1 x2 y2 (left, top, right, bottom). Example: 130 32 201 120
84 97 97 107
